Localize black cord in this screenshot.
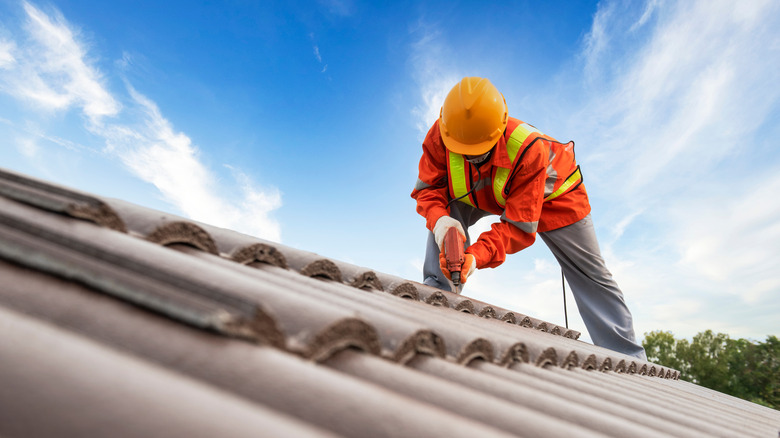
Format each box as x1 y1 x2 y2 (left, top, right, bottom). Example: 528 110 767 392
562 269 569 329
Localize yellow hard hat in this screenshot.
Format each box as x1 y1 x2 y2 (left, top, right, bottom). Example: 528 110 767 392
439 77 508 155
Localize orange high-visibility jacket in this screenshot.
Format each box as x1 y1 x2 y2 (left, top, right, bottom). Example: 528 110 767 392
411 117 591 269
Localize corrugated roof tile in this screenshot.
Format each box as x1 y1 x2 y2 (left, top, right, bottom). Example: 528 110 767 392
104 195 584 340
0 305 337 438
2 166 778 437
0 168 126 232
406 354 675 438
475 361 704 437
325 350 610 438
0 197 284 346
0 259 511 438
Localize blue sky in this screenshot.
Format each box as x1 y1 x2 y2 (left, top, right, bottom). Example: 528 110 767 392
1 0 778 344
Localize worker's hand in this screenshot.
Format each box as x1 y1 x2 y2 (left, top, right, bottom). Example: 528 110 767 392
439 252 477 284
432 216 465 250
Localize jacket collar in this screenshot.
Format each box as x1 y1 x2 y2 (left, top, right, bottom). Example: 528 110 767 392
490 132 513 169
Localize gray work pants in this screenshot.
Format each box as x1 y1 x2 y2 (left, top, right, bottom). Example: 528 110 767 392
423 202 647 359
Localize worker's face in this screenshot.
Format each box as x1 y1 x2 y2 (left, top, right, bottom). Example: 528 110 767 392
464 146 494 164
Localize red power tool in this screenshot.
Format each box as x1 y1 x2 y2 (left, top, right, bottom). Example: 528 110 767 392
443 227 465 286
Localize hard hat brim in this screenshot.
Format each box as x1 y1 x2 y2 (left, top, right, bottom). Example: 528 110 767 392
439 121 502 156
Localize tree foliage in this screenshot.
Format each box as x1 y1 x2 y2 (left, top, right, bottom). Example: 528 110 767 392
642 330 779 409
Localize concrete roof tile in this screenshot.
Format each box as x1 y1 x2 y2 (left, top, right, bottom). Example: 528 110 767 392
0 305 337 438
473 361 704 437
0 260 511 438
325 350 609 438
0 167 126 231
2 167 778 437
104 195 584 341
406 354 676 438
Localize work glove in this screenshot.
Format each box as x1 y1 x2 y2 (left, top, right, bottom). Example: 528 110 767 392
439 251 477 284
432 216 465 250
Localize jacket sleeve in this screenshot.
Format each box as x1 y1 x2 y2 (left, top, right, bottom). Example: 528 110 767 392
410 121 451 231
466 140 549 269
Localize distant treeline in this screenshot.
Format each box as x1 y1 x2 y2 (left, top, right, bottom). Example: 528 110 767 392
642 330 779 409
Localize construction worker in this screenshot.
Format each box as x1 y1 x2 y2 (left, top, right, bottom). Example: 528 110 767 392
411 77 646 360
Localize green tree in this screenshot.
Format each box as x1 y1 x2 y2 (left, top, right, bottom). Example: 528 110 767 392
750 335 779 408
642 330 682 371
686 330 731 388
642 331 779 409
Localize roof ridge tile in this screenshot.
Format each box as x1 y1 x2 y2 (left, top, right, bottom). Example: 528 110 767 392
305 318 382 361
388 282 419 300
230 242 288 268
145 221 219 254
300 259 343 282
0 167 126 231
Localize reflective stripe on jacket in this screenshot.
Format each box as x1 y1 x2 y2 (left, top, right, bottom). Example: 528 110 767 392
411 117 591 269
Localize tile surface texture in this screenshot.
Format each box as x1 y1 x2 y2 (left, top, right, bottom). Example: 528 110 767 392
1 167 778 437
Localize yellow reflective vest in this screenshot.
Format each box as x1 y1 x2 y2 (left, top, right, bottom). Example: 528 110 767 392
446 120 582 209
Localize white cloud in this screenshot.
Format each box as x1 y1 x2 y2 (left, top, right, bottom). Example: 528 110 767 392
0 2 121 122
226 165 282 241
16 136 39 158
629 0 661 32
1 1 283 242
310 38 328 73
669 171 780 303
573 0 780 339
95 85 283 241
408 23 460 137
0 39 16 67
608 208 644 242
532 258 556 276
412 74 453 136
313 45 322 63
582 1 615 82
468 216 494 240
580 0 780 199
